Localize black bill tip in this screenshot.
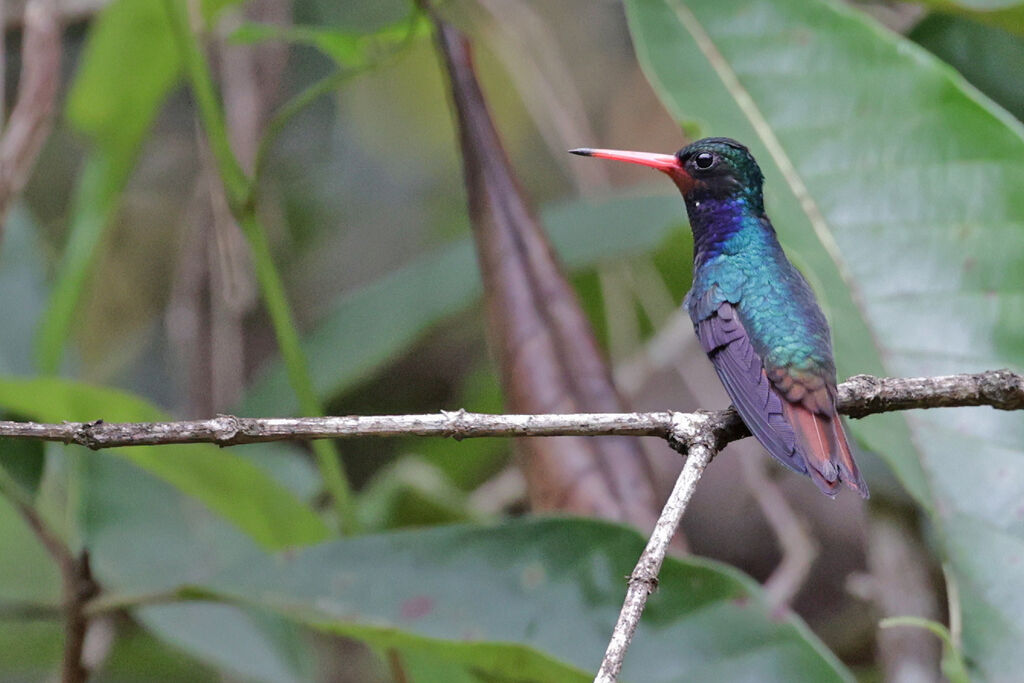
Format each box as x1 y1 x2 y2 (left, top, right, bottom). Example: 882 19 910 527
568 148 593 156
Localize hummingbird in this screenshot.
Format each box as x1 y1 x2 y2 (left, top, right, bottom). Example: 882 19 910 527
570 138 867 497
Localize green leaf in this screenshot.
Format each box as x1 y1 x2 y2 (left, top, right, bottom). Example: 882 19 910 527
0 207 47 375
624 0 1024 678
241 194 685 416
356 456 473 530
35 153 124 373
0 494 61 604
911 14 1024 121
915 1 1024 36
83 451 313 681
40 0 182 372
135 603 310 683
65 0 179 158
0 490 62 677
97 624 219 682
192 518 851 682
230 17 426 70
0 439 45 497
0 377 328 549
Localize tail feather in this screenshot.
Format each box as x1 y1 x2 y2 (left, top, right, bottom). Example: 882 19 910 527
783 401 868 498
832 414 869 497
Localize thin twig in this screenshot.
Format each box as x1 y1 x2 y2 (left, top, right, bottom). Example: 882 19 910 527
61 551 98 683
0 370 1017 449
741 455 818 613
865 512 941 682
0 0 60 238
595 416 716 683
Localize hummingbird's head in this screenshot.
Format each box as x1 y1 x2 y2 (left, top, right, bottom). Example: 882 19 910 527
570 137 764 207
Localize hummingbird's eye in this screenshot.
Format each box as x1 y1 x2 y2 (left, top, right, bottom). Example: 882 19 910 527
694 152 715 170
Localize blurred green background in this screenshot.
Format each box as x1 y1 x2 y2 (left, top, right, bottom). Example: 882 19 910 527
0 0 1022 680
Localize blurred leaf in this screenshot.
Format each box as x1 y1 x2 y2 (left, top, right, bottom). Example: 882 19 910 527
0 208 49 494
241 194 684 417
65 0 179 159
231 15 426 69
0 377 328 549
36 154 124 373
911 13 1024 120
881 617 970 683
200 0 245 24
236 441 322 501
0 491 62 677
83 451 314 682
414 363 509 490
0 622 62 679
136 603 310 683
39 0 182 372
0 207 47 375
357 456 473 530
625 0 1024 677
0 494 61 604
190 518 852 682
915 0 1024 36
299 0 410 30
0 439 45 496
97 624 218 682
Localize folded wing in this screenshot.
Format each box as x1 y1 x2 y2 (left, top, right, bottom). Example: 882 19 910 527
696 301 868 497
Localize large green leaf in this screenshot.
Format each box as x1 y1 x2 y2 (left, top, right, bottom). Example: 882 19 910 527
83 452 313 682
0 378 328 549
241 194 685 416
624 0 1024 678
190 518 851 682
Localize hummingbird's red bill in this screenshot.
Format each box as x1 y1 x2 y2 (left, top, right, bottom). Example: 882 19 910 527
569 147 694 193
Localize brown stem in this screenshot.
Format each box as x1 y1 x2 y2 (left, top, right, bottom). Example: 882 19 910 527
0 468 97 682
0 0 60 238
61 551 98 683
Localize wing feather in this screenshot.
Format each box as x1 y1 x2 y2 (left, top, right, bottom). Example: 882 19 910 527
696 301 868 497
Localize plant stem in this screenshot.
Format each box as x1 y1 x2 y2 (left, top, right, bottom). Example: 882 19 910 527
163 0 357 533
0 464 95 683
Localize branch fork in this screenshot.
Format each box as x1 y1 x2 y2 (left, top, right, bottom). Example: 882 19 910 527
0 370 1020 681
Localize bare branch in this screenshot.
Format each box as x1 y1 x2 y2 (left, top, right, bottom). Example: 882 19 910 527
838 370 1024 416
595 419 716 683
0 369 1018 681
0 370 1017 450
0 0 61 236
0 411 678 448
